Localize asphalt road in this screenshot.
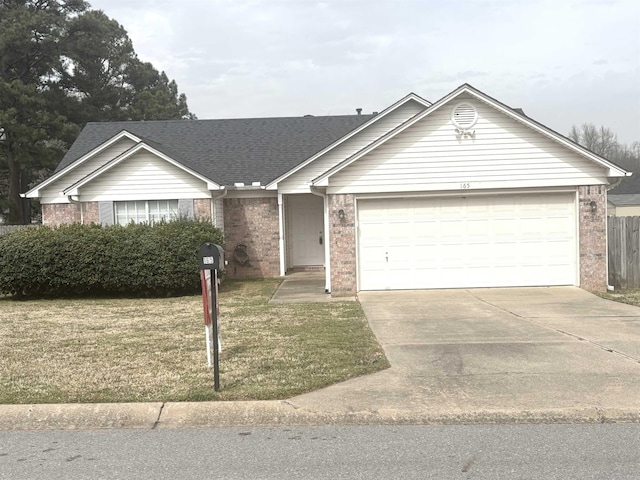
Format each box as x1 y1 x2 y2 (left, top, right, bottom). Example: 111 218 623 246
1 424 639 479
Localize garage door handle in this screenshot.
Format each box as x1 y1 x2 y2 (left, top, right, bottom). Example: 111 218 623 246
319 232 323 245
385 252 388 263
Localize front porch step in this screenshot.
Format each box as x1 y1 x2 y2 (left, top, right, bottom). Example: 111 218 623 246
287 266 325 273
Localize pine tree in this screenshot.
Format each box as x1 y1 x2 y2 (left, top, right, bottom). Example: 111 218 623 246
0 1 194 224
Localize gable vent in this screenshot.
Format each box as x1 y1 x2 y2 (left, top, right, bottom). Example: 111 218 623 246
451 102 478 130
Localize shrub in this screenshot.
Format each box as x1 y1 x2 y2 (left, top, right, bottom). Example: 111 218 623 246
0 219 224 298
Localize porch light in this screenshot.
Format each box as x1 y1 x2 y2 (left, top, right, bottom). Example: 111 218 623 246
590 200 597 213
338 209 345 220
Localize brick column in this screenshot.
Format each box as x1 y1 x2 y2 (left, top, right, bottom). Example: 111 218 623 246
578 185 607 291
223 197 280 279
328 194 357 296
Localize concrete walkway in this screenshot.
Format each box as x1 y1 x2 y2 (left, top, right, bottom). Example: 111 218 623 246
2 286 640 430
269 271 356 303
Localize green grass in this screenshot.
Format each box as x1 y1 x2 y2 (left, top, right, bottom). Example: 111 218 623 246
0 280 389 404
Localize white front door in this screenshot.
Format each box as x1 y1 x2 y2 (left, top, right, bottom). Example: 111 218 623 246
288 194 325 267
358 192 577 290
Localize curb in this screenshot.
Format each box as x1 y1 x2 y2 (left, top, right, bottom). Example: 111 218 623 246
158 403 640 428
0 402 163 431
1 402 639 431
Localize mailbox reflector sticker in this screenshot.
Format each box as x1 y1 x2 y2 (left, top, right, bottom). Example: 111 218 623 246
203 256 215 265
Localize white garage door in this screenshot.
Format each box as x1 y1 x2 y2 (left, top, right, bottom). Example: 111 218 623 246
357 193 577 290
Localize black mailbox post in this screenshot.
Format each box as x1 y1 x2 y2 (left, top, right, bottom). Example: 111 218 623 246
198 243 222 391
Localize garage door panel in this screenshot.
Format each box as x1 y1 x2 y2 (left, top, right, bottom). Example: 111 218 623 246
467 218 491 235
358 193 577 290
387 224 413 239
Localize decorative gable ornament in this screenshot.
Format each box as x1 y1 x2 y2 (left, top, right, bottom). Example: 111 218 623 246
451 102 477 139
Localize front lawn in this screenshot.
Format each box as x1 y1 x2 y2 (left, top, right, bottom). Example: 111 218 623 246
0 280 389 404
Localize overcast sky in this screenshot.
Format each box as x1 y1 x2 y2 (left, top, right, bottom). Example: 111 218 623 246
88 0 640 144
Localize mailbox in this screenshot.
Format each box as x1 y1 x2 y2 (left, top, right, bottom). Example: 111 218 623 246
198 243 222 271
198 242 224 392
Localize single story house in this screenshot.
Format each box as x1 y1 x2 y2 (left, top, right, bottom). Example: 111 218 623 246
25 84 630 294
607 170 640 216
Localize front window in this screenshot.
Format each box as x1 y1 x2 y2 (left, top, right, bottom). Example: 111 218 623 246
115 200 179 225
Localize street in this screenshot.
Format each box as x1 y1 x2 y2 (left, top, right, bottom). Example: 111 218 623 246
1 424 638 479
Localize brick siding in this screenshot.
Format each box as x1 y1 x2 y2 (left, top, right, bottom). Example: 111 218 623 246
578 185 607 291
194 199 212 221
42 203 81 227
42 202 99 226
223 197 280 279
83 202 99 224
328 194 357 296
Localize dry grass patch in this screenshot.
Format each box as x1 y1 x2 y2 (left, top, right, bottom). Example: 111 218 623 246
0 280 388 404
595 289 640 307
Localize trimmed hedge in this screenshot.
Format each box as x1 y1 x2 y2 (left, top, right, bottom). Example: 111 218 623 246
0 219 224 298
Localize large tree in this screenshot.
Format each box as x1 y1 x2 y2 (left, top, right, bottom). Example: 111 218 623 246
59 10 194 123
0 1 194 224
569 123 640 172
0 0 85 223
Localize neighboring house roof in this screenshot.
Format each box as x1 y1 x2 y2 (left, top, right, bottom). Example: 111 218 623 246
608 194 640 206
609 169 640 195
54 115 373 186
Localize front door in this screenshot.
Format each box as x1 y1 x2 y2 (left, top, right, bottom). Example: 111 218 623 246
288 194 325 267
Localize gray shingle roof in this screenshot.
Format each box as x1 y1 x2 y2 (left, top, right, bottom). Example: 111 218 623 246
608 194 640 206
609 171 640 195
56 115 374 186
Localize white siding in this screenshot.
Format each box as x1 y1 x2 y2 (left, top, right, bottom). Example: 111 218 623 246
278 100 426 194
40 138 137 204
78 151 211 201
328 99 608 194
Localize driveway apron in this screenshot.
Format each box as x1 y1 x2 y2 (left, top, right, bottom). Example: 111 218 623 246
290 287 640 419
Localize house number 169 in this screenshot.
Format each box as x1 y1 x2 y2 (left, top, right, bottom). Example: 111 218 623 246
460 183 471 189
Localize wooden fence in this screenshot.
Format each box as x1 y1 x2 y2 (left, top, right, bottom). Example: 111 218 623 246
608 216 640 289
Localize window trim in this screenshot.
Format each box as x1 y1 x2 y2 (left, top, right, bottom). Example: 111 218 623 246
114 200 179 225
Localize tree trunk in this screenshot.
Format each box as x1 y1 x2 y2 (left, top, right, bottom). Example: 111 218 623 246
7 148 26 224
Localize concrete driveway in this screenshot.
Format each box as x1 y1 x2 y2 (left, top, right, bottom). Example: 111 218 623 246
290 287 640 422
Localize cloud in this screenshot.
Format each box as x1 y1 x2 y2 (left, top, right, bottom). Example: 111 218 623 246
87 0 640 143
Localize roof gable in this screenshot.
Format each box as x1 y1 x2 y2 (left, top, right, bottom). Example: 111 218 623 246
25 131 141 198
313 84 630 185
265 93 431 189
63 142 220 196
